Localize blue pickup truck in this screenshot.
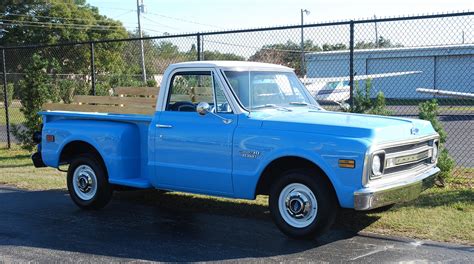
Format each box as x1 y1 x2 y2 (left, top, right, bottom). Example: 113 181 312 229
32 61 440 239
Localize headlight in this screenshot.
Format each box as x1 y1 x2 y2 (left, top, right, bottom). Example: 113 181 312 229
371 152 385 177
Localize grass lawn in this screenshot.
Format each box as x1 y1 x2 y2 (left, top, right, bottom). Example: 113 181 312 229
1 147 473 245
0 107 26 125
0 147 65 190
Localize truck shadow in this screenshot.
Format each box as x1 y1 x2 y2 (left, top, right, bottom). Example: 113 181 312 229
0 187 378 262
115 189 382 232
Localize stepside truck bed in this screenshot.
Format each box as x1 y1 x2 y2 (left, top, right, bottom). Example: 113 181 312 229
38 87 158 188
40 111 154 188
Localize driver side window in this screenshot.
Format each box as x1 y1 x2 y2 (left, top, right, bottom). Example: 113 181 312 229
167 72 213 112
166 71 232 113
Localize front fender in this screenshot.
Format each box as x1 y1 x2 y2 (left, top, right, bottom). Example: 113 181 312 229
232 127 369 208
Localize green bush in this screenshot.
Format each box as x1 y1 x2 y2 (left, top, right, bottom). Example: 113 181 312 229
418 99 455 184
95 75 149 96
437 148 455 182
367 91 391 116
418 99 447 143
58 80 75 103
351 79 391 115
94 82 112 96
0 83 14 107
146 79 157 87
12 53 60 151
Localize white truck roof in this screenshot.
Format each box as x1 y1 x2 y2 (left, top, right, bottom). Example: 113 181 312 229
169 60 294 72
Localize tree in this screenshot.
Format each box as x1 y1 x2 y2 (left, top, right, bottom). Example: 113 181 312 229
418 99 454 185
12 53 60 150
355 36 403 49
249 40 322 76
0 0 127 46
202 50 245 61
1 0 129 83
351 78 391 115
322 43 347 51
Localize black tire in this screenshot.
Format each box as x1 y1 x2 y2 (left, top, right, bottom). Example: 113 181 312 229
67 154 113 210
269 169 338 239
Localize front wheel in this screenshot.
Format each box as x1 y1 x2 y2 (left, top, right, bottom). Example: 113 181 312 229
67 154 113 210
269 169 337 239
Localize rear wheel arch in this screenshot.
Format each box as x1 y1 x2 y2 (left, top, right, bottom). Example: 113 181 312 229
59 141 107 176
255 156 338 204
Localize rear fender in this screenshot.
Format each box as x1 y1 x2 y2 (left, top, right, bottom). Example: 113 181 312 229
41 119 141 181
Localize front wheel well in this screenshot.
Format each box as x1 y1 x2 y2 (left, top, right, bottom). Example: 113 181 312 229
59 141 106 172
256 156 337 199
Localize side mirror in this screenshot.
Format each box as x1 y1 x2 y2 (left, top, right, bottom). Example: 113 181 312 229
196 102 210 115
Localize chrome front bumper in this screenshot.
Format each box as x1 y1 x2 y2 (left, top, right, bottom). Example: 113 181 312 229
353 166 439 210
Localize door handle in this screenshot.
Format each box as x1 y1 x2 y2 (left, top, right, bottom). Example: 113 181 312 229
156 124 173 128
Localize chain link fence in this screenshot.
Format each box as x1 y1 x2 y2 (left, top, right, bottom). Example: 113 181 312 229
1 12 472 181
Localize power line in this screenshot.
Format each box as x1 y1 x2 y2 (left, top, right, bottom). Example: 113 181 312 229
141 15 181 31
15 1 134 10
1 18 126 29
3 19 131 30
4 13 104 24
203 39 304 53
144 11 224 29
112 10 135 19
142 27 167 34
3 7 222 31
2 11 139 30
1 21 135 31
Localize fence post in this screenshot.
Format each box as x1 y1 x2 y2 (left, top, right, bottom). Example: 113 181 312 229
196 33 201 61
1 48 11 148
90 42 96 96
349 21 355 108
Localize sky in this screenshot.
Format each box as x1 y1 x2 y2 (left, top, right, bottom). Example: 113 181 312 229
86 0 473 35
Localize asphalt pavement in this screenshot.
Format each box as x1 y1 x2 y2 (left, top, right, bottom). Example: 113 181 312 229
0 185 472 263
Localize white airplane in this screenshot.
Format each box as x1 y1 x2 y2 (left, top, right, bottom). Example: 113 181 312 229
301 71 422 104
416 88 474 99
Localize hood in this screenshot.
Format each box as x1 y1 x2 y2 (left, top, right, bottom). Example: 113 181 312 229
252 109 436 143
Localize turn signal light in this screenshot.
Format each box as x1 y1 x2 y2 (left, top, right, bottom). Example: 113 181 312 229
339 159 355 168
46 135 55 142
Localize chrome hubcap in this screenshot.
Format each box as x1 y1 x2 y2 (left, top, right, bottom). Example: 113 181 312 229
278 183 318 228
286 192 311 218
72 165 97 201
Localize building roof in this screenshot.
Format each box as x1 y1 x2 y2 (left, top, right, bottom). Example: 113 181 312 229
306 44 474 60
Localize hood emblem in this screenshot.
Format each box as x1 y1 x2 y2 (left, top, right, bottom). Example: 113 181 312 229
410 125 419 135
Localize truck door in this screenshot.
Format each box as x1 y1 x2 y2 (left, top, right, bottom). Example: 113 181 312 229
153 69 237 195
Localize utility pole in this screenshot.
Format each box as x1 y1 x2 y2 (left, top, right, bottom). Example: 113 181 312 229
300 9 310 77
136 0 146 83
374 15 378 48
200 35 204 60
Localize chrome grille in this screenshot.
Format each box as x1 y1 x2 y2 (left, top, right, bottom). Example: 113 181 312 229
384 140 430 154
365 135 439 185
384 158 431 174
383 139 436 176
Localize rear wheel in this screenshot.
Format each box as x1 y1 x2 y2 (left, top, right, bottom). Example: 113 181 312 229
67 154 113 210
269 169 337 239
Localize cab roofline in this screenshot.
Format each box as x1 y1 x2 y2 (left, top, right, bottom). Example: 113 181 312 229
169 61 294 72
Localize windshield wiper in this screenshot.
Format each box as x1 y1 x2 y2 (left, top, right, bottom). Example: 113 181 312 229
251 104 292 111
289 102 323 110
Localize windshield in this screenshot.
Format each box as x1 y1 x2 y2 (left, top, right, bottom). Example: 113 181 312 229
223 71 320 111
